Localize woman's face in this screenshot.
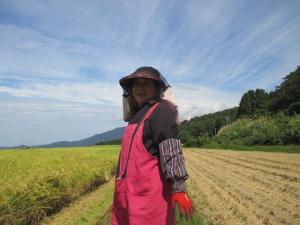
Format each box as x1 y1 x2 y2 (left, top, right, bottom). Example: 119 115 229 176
132 78 157 107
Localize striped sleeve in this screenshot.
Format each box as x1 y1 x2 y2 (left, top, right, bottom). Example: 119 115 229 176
158 138 189 193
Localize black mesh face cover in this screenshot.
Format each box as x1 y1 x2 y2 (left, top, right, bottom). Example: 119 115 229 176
159 73 170 89
123 79 167 98
121 83 131 97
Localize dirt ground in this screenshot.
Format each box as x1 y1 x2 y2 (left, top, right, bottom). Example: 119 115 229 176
184 149 300 225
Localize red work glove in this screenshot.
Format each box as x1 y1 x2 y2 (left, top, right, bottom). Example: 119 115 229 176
171 192 194 217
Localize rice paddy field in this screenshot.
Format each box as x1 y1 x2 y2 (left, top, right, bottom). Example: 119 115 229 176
0 145 299 225
0 146 118 225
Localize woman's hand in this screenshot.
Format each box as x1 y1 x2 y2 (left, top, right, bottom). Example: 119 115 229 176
171 192 194 217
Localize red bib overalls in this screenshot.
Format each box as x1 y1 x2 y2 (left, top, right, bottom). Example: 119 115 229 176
111 102 176 225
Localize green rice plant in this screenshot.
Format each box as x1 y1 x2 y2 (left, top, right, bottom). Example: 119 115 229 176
0 145 119 225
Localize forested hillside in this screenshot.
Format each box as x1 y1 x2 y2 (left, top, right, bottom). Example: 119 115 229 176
179 66 300 148
178 107 239 144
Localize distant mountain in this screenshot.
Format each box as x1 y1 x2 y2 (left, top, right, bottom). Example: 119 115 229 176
0 127 125 149
0 145 31 150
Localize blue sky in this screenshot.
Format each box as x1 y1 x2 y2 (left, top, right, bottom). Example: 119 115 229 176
0 0 299 147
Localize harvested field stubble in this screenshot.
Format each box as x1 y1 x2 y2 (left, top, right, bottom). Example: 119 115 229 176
184 149 300 225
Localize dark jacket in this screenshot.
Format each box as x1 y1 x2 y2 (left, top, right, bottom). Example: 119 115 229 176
129 97 188 193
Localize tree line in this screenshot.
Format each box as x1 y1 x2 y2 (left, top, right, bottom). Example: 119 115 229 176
179 66 300 147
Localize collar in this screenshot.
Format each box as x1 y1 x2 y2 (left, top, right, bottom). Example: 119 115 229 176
137 97 160 110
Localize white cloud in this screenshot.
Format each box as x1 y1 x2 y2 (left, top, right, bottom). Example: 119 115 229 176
0 95 124 146
0 79 241 146
0 0 300 146
174 84 240 121
0 81 122 105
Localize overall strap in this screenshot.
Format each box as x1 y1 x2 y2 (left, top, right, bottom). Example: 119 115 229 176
117 102 159 179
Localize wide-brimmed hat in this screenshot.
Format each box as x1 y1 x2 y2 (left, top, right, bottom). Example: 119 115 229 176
119 66 170 96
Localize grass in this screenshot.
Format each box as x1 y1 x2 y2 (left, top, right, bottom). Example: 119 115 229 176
0 145 119 225
0 144 212 225
99 200 207 225
3 143 298 225
41 179 115 225
185 144 300 153
175 204 206 225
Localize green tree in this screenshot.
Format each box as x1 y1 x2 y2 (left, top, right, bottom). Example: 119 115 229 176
237 88 269 118
269 66 300 114
215 118 223 133
237 90 255 117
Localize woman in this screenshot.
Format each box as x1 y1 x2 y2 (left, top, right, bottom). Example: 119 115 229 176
111 66 193 225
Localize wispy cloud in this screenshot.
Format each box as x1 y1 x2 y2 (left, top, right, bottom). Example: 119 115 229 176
0 78 240 146
0 80 121 105
0 0 299 146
